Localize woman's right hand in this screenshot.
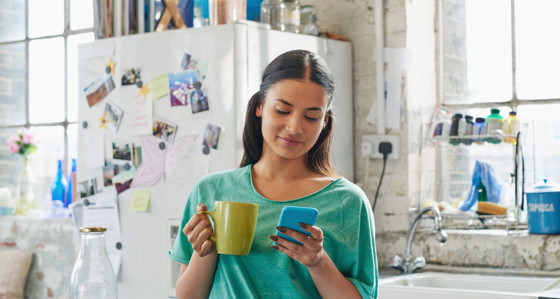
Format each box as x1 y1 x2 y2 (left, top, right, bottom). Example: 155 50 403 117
183 203 216 257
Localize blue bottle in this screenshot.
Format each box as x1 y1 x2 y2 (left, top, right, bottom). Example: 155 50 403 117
66 158 76 207
51 159 68 207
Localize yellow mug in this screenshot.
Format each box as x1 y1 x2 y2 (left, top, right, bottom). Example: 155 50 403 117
200 201 259 255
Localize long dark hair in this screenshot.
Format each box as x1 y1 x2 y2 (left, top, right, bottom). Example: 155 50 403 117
239 49 338 177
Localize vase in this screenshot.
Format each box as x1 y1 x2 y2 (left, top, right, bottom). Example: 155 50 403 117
15 156 36 216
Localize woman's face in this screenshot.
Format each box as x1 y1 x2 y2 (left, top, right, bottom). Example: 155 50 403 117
256 78 329 162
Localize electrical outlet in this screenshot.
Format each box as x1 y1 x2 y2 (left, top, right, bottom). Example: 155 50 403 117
361 135 400 159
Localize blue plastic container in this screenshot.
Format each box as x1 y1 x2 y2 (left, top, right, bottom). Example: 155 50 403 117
526 179 560 234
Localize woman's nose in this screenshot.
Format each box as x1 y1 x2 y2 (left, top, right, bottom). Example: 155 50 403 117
285 115 303 134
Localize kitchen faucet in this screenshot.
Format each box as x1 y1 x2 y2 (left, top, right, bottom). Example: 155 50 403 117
390 206 448 274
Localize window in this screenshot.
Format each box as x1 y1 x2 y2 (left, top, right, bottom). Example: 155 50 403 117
437 0 560 215
0 0 94 198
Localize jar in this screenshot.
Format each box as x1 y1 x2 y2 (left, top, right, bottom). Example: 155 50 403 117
449 113 463 146
279 0 300 33
504 111 519 144
485 108 504 144
260 0 280 29
70 227 117 299
473 117 486 145
209 0 247 26
464 115 474 145
300 5 318 36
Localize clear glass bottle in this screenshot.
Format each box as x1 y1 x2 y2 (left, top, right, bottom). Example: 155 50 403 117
15 156 36 216
260 0 280 29
70 227 117 299
279 0 300 33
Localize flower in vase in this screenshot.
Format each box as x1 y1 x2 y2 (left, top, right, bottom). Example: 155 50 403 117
6 129 38 158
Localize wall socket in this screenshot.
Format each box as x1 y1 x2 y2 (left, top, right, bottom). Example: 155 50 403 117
361 135 400 159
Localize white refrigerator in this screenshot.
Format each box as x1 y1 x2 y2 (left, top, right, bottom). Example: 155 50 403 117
77 21 353 298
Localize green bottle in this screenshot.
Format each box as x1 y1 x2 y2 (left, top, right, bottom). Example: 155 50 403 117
485 108 504 144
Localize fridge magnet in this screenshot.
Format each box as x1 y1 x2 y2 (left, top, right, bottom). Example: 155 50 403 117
133 144 143 169
131 134 199 187
190 88 210 114
151 73 170 100
168 70 198 106
153 117 177 143
202 123 223 150
83 74 116 107
78 177 98 198
105 58 116 74
130 190 151 212
112 140 134 164
181 53 196 70
121 67 142 86
138 83 152 99
103 101 124 132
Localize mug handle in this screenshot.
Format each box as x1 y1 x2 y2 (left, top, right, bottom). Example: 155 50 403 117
198 210 217 243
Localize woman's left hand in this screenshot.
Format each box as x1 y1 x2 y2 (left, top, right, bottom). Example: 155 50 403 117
268 223 325 267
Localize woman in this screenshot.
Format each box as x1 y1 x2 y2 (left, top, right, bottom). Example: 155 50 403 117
168 50 378 298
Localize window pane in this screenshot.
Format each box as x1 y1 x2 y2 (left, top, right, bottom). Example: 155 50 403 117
0 0 26 42
29 37 65 124
28 126 65 203
28 0 64 38
515 0 560 99
70 0 94 31
0 42 27 125
517 104 560 185
443 0 512 104
67 33 95 122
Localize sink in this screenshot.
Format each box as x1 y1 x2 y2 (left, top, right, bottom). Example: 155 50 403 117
379 272 560 299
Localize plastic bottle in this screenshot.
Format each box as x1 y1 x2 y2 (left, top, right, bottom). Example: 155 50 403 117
51 159 68 209
449 113 463 146
485 108 504 144
66 158 76 207
473 117 486 145
504 111 519 144
464 115 474 145
279 0 300 33
70 227 117 299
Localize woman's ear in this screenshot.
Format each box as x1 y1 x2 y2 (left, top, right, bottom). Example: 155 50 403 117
255 102 263 117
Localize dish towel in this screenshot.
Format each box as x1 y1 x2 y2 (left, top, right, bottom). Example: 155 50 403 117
460 160 502 212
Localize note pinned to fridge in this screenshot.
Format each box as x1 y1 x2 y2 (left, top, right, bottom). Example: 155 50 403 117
82 193 122 276
130 190 150 212
151 74 170 100
83 127 105 169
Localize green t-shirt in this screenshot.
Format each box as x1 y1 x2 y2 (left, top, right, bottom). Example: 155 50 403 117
168 164 378 298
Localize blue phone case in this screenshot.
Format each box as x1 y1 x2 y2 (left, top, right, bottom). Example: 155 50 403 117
274 206 318 246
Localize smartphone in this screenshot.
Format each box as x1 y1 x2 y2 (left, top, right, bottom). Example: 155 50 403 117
274 206 318 246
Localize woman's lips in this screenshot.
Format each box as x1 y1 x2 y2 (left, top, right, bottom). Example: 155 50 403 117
279 137 303 146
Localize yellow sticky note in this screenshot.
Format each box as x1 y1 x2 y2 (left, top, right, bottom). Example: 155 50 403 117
130 190 151 212
151 74 169 100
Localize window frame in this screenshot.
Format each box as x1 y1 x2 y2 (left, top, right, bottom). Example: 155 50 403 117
0 0 94 173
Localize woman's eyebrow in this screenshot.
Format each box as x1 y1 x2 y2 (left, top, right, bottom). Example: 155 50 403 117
275 99 323 111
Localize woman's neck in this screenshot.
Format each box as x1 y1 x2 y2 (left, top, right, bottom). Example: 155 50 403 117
253 155 314 180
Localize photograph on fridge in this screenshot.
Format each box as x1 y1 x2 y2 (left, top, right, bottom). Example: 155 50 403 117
103 101 124 132
121 67 142 86
112 140 134 163
84 74 116 107
168 70 198 106
190 88 209 114
153 117 177 143
78 177 98 198
202 123 222 150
